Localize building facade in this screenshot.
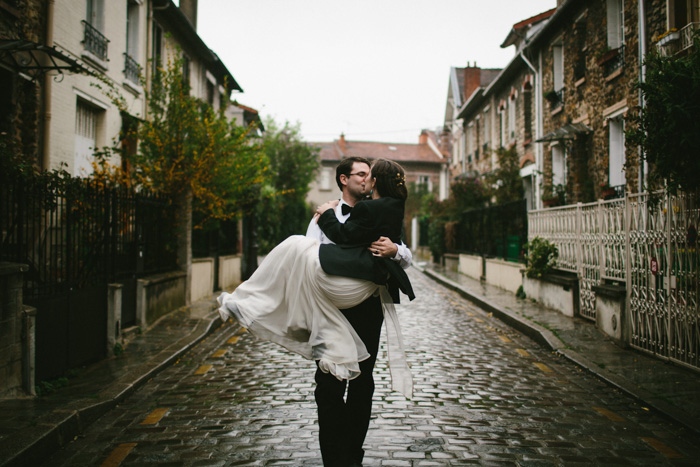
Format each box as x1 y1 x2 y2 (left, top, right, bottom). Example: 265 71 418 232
444 0 698 209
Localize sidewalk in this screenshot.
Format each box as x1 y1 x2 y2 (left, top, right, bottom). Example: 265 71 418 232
0 295 224 467
418 262 700 437
2 265 700 466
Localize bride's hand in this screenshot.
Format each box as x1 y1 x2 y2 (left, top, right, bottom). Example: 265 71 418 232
316 199 339 216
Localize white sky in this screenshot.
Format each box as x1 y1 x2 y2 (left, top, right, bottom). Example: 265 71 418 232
195 0 556 144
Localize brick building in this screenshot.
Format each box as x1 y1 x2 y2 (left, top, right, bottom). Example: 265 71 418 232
306 131 449 250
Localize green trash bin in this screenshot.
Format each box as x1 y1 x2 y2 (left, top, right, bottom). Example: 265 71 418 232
507 235 521 262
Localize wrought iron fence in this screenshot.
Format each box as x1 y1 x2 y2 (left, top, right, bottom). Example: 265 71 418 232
455 200 528 262
529 192 699 371
0 173 177 300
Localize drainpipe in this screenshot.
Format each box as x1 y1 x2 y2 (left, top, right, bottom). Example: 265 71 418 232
519 48 541 208
638 0 648 192
42 0 55 171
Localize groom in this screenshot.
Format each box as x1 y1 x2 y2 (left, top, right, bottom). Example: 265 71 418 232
306 156 412 467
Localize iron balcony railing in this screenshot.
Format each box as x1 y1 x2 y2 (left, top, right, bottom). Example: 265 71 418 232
82 20 109 62
602 45 625 77
123 53 140 84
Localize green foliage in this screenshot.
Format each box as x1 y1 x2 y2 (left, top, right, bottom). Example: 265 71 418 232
450 174 489 214
427 218 446 260
626 33 700 194
524 237 559 278
134 57 268 225
485 147 524 204
255 119 319 253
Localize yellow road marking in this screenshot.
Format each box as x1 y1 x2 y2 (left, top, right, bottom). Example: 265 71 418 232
516 348 530 357
211 349 226 358
534 362 553 373
641 437 684 459
101 442 137 467
140 408 169 425
498 335 512 343
227 335 240 344
593 406 625 422
194 364 213 375
474 318 484 323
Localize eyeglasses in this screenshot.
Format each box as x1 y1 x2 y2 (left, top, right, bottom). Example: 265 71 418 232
347 172 369 178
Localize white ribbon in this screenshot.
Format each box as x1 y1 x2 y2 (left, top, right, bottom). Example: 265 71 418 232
379 287 413 399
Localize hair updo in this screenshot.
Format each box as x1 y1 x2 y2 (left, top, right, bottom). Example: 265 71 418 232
371 159 408 200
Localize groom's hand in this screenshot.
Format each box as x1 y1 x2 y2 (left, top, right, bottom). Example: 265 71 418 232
370 236 398 258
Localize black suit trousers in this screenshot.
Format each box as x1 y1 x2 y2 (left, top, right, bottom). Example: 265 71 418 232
315 294 383 466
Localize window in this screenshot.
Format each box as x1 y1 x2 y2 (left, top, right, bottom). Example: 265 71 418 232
152 24 163 79
606 0 624 49
499 108 506 148
83 0 108 62
418 175 432 192
124 0 140 83
552 144 565 187
319 167 333 191
508 97 516 143
523 87 532 141
553 43 564 93
608 117 626 187
74 100 101 177
483 108 491 150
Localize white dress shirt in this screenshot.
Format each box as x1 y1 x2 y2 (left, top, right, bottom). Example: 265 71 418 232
305 199 412 269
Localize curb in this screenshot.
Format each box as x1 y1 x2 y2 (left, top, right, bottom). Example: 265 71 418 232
0 305 223 467
421 268 700 437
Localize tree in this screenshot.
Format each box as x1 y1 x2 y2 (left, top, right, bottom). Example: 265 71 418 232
484 147 524 203
627 34 700 194
133 57 268 224
255 119 319 253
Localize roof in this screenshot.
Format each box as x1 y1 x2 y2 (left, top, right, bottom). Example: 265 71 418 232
501 8 557 49
309 134 446 166
152 0 242 93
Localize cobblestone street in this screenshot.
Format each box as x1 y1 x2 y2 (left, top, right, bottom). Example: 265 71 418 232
42 268 700 466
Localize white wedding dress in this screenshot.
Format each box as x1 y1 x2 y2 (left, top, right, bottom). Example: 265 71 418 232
217 234 414 397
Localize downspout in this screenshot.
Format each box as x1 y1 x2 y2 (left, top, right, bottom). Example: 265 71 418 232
519 48 541 208
638 0 648 192
42 0 55 170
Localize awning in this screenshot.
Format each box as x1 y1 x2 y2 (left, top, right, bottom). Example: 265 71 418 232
536 122 592 142
0 39 93 80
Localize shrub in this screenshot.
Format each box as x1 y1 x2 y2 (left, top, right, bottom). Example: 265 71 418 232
524 237 558 278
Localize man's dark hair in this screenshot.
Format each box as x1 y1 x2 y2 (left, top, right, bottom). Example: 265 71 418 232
335 156 371 190
371 158 408 200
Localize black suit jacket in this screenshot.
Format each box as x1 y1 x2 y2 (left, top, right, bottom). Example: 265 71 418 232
317 197 415 302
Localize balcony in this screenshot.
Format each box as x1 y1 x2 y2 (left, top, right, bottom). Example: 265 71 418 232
598 45 624 78
680 22 700 52
123 53 140 84
82 20 109 62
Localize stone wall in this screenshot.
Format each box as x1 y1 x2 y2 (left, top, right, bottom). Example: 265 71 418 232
0 263 31 398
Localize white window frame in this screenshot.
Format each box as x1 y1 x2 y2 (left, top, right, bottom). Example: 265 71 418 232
551 143 565 187
319 167 333 191
606 0 624 49
553 42 564 92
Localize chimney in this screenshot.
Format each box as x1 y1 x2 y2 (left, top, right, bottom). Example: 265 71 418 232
439 127 452 157
419 130 428 145
463 63 481 102
179 0 198 30
339 133 346 152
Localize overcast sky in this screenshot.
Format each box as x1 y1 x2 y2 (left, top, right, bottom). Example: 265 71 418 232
195 0 556 144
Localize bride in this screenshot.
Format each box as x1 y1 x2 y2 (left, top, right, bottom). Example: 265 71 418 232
217 158 414 393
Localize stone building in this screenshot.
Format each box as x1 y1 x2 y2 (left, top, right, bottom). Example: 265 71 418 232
444 0 698 209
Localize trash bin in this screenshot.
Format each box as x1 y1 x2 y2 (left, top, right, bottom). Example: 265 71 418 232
507 235 521 262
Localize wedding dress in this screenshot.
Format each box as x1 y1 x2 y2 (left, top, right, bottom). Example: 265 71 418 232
217 234 413 397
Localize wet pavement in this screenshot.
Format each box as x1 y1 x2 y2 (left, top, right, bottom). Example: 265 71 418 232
3 266 695 466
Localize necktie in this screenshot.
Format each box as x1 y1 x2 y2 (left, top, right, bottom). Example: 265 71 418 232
341 204 353 215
